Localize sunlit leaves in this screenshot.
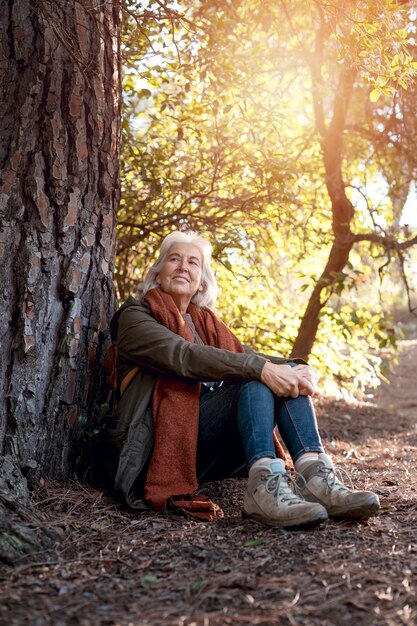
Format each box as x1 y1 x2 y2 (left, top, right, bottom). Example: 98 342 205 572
314 303 399 398
329 1 417 101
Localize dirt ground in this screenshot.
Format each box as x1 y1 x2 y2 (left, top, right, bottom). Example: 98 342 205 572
1 341 417 626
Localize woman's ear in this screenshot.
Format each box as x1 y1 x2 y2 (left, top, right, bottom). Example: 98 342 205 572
198 281 204 292
156 274 161 285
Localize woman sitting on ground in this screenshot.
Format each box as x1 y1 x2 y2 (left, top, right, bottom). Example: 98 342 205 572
109 230 379 527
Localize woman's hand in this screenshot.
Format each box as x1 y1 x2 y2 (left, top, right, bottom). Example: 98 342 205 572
260 362 320 398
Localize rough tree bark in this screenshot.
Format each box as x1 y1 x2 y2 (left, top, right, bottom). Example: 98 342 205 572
0 0 121 562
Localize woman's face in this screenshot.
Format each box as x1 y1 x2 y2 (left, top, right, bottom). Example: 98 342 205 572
156 243 204 310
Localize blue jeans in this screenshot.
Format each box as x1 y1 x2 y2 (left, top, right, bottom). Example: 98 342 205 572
196 380 324 483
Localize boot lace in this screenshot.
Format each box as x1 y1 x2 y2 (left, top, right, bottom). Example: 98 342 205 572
315 465 354 494
295 464 354 495
264 470 301 506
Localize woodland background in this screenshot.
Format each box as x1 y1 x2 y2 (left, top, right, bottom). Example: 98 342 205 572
118 0 417 397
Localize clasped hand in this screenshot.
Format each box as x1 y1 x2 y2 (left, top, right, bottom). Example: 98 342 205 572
260 362 320 398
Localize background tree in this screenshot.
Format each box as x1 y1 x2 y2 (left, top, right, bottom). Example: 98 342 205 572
290 1 417 359
0 0 121 561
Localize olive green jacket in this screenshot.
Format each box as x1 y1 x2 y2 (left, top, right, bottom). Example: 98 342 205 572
109 295 293 508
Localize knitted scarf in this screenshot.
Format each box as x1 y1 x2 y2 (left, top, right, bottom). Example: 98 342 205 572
143 288 286 521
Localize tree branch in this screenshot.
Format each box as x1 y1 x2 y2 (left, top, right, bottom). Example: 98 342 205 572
352 232 417 251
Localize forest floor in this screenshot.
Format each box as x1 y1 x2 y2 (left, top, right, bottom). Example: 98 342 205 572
1 340 417 626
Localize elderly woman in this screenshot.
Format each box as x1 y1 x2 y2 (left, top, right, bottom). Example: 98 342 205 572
109 231 379 528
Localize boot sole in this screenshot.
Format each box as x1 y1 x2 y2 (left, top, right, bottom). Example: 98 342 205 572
299 489 380 522
242 509 328 529
328 500 380 521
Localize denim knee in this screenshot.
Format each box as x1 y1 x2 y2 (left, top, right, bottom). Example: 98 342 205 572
236 381 276 466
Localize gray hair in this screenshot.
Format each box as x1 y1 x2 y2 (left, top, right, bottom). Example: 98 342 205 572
139 231 218 309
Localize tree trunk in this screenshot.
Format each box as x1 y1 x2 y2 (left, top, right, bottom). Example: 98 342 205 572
0 0 121 561
291 46 357 359
291 239 354 360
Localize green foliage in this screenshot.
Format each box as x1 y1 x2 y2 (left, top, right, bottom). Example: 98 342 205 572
331 1 417 100
117 1 417 396
314 304 399 398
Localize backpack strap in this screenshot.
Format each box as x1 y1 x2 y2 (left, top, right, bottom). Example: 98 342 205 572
119 366 139 396
102 343 140 413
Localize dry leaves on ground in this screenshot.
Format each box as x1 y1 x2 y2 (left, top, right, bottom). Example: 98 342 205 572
1 342 417 626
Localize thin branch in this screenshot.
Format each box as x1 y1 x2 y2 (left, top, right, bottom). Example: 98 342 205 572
396 247 415 313
353 232 417 251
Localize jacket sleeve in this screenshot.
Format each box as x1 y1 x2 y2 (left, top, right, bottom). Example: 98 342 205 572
116 303 267 382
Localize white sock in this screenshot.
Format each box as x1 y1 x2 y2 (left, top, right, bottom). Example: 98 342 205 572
295 453 321 473
249 456 276 473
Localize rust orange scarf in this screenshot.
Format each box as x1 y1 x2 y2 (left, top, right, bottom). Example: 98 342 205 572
143 288 285 520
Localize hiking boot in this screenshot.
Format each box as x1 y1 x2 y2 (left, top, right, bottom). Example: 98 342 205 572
242 458 328 528
296 453 380 521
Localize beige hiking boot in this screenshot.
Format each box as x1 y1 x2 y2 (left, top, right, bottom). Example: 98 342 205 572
296 453 380 520
242 458 328 528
